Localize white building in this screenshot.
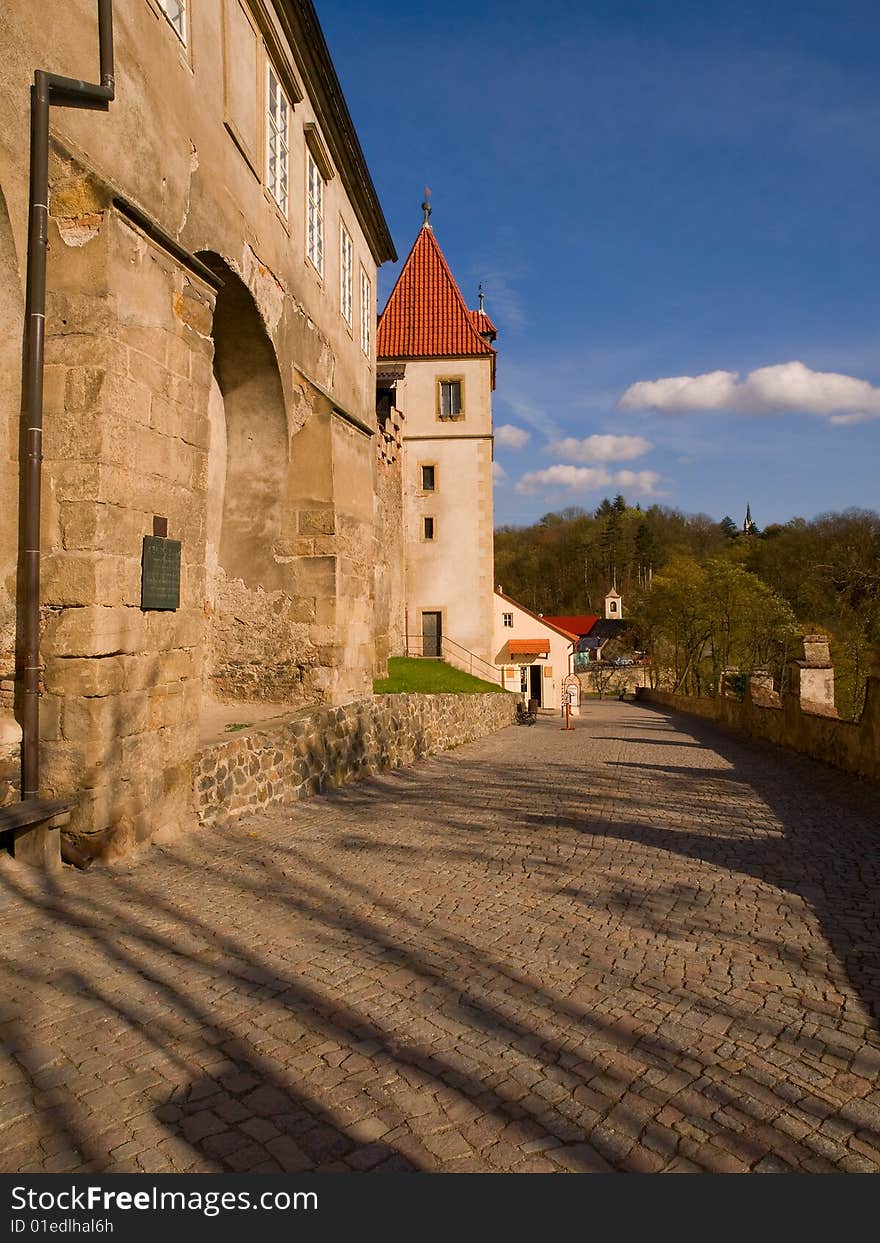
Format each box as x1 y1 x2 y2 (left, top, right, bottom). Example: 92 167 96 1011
493 590 576 711
376 205 497 667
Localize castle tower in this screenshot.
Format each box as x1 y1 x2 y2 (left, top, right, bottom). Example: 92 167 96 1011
377 202 497 663
605 588 622 620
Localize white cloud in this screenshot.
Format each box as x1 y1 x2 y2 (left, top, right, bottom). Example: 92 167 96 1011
514 465 661 497
495 424 531 449
545 433 652 462
619 360 880 422
492 461 507 482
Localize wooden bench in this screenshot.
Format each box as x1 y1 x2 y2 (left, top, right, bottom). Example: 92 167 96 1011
0 798 74 869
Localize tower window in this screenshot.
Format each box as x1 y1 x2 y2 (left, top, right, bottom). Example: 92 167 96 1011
423 517 435 541
439 379 462 419
421 464 436 491
610 602 617 613
502 612 513 628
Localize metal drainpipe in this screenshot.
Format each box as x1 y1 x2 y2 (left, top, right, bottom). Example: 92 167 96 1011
20 0 116 799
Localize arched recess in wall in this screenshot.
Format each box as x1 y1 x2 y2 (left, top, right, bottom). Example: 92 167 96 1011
197 252 294 704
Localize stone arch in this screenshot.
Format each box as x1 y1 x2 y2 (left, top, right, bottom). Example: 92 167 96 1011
202 254 288 591
198 253 306 706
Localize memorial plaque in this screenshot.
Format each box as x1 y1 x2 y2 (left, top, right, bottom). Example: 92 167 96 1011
141 536 181 610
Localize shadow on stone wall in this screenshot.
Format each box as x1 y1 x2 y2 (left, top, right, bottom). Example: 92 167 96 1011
636 676 880 786
194 692 516 827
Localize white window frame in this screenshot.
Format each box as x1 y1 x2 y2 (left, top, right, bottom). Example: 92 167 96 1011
266 64 290 217
502 612 513 628
360 265 372 356
306 149 324 276
340 221 353 326
157 0 187 44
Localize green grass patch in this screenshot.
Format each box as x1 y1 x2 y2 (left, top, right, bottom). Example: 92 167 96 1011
373 656 505 695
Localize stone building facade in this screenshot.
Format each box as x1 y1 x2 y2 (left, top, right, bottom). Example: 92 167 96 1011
0 0 399 853
376 214 497 669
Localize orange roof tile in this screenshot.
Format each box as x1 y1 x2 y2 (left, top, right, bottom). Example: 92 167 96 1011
377 225 496 360
508 639 551 655
470 309 497 340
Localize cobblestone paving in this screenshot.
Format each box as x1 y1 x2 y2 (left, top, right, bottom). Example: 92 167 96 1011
1 700 879 1174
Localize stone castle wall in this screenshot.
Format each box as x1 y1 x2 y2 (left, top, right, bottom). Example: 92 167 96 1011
636 677 880 785
194 691 516 827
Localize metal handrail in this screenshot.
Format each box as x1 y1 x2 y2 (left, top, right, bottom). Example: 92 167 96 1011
403 634 503 685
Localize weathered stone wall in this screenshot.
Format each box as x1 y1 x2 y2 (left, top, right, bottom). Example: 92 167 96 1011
372 403 405 673
635 677 880 784
194 691 516 826
1 5 394 858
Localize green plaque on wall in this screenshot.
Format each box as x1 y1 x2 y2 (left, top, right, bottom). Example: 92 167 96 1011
141 536 181 610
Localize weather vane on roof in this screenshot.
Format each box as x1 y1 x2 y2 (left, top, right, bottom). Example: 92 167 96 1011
421 186 432 226
478 282 485 312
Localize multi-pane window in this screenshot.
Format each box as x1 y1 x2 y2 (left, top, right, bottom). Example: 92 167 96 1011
266 66 290 216
158 0 187 43
340 222 353 325
439 379 462 418
360 266 371 356
423 517 435 541
420 464 436 491
306 150 324 275
502 612 514 628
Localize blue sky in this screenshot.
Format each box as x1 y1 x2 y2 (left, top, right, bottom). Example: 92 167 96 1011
320 0 880 527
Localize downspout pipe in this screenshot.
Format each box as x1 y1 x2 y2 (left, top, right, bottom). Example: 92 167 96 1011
20 1 115 799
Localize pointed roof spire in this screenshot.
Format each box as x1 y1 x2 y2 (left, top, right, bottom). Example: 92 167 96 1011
421 186 432 228
377 223 495 359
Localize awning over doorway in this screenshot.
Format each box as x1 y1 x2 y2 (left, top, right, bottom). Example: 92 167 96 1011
508 639 550 656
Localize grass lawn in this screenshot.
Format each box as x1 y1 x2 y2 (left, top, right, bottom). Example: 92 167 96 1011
373 656 506 695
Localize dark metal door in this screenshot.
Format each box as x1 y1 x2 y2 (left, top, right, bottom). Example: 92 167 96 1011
422 611 442 658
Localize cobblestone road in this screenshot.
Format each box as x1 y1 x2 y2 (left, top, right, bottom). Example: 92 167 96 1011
1 701 879 1173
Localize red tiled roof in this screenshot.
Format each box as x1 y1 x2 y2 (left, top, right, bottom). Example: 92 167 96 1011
543 615 599 637
377 225 496 359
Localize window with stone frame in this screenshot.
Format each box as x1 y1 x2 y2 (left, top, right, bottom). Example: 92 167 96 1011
423 516 435 541
439 379 463 419
420 464 436 492
360 266 372 356
306 149 324 275
340 221 353 326
157 0 187 43
266 65 290 217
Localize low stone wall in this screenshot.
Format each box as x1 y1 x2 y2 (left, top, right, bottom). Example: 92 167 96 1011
194 691 516 827
636 677 880 784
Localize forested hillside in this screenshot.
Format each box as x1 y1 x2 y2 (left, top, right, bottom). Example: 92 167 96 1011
494 498 880 719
